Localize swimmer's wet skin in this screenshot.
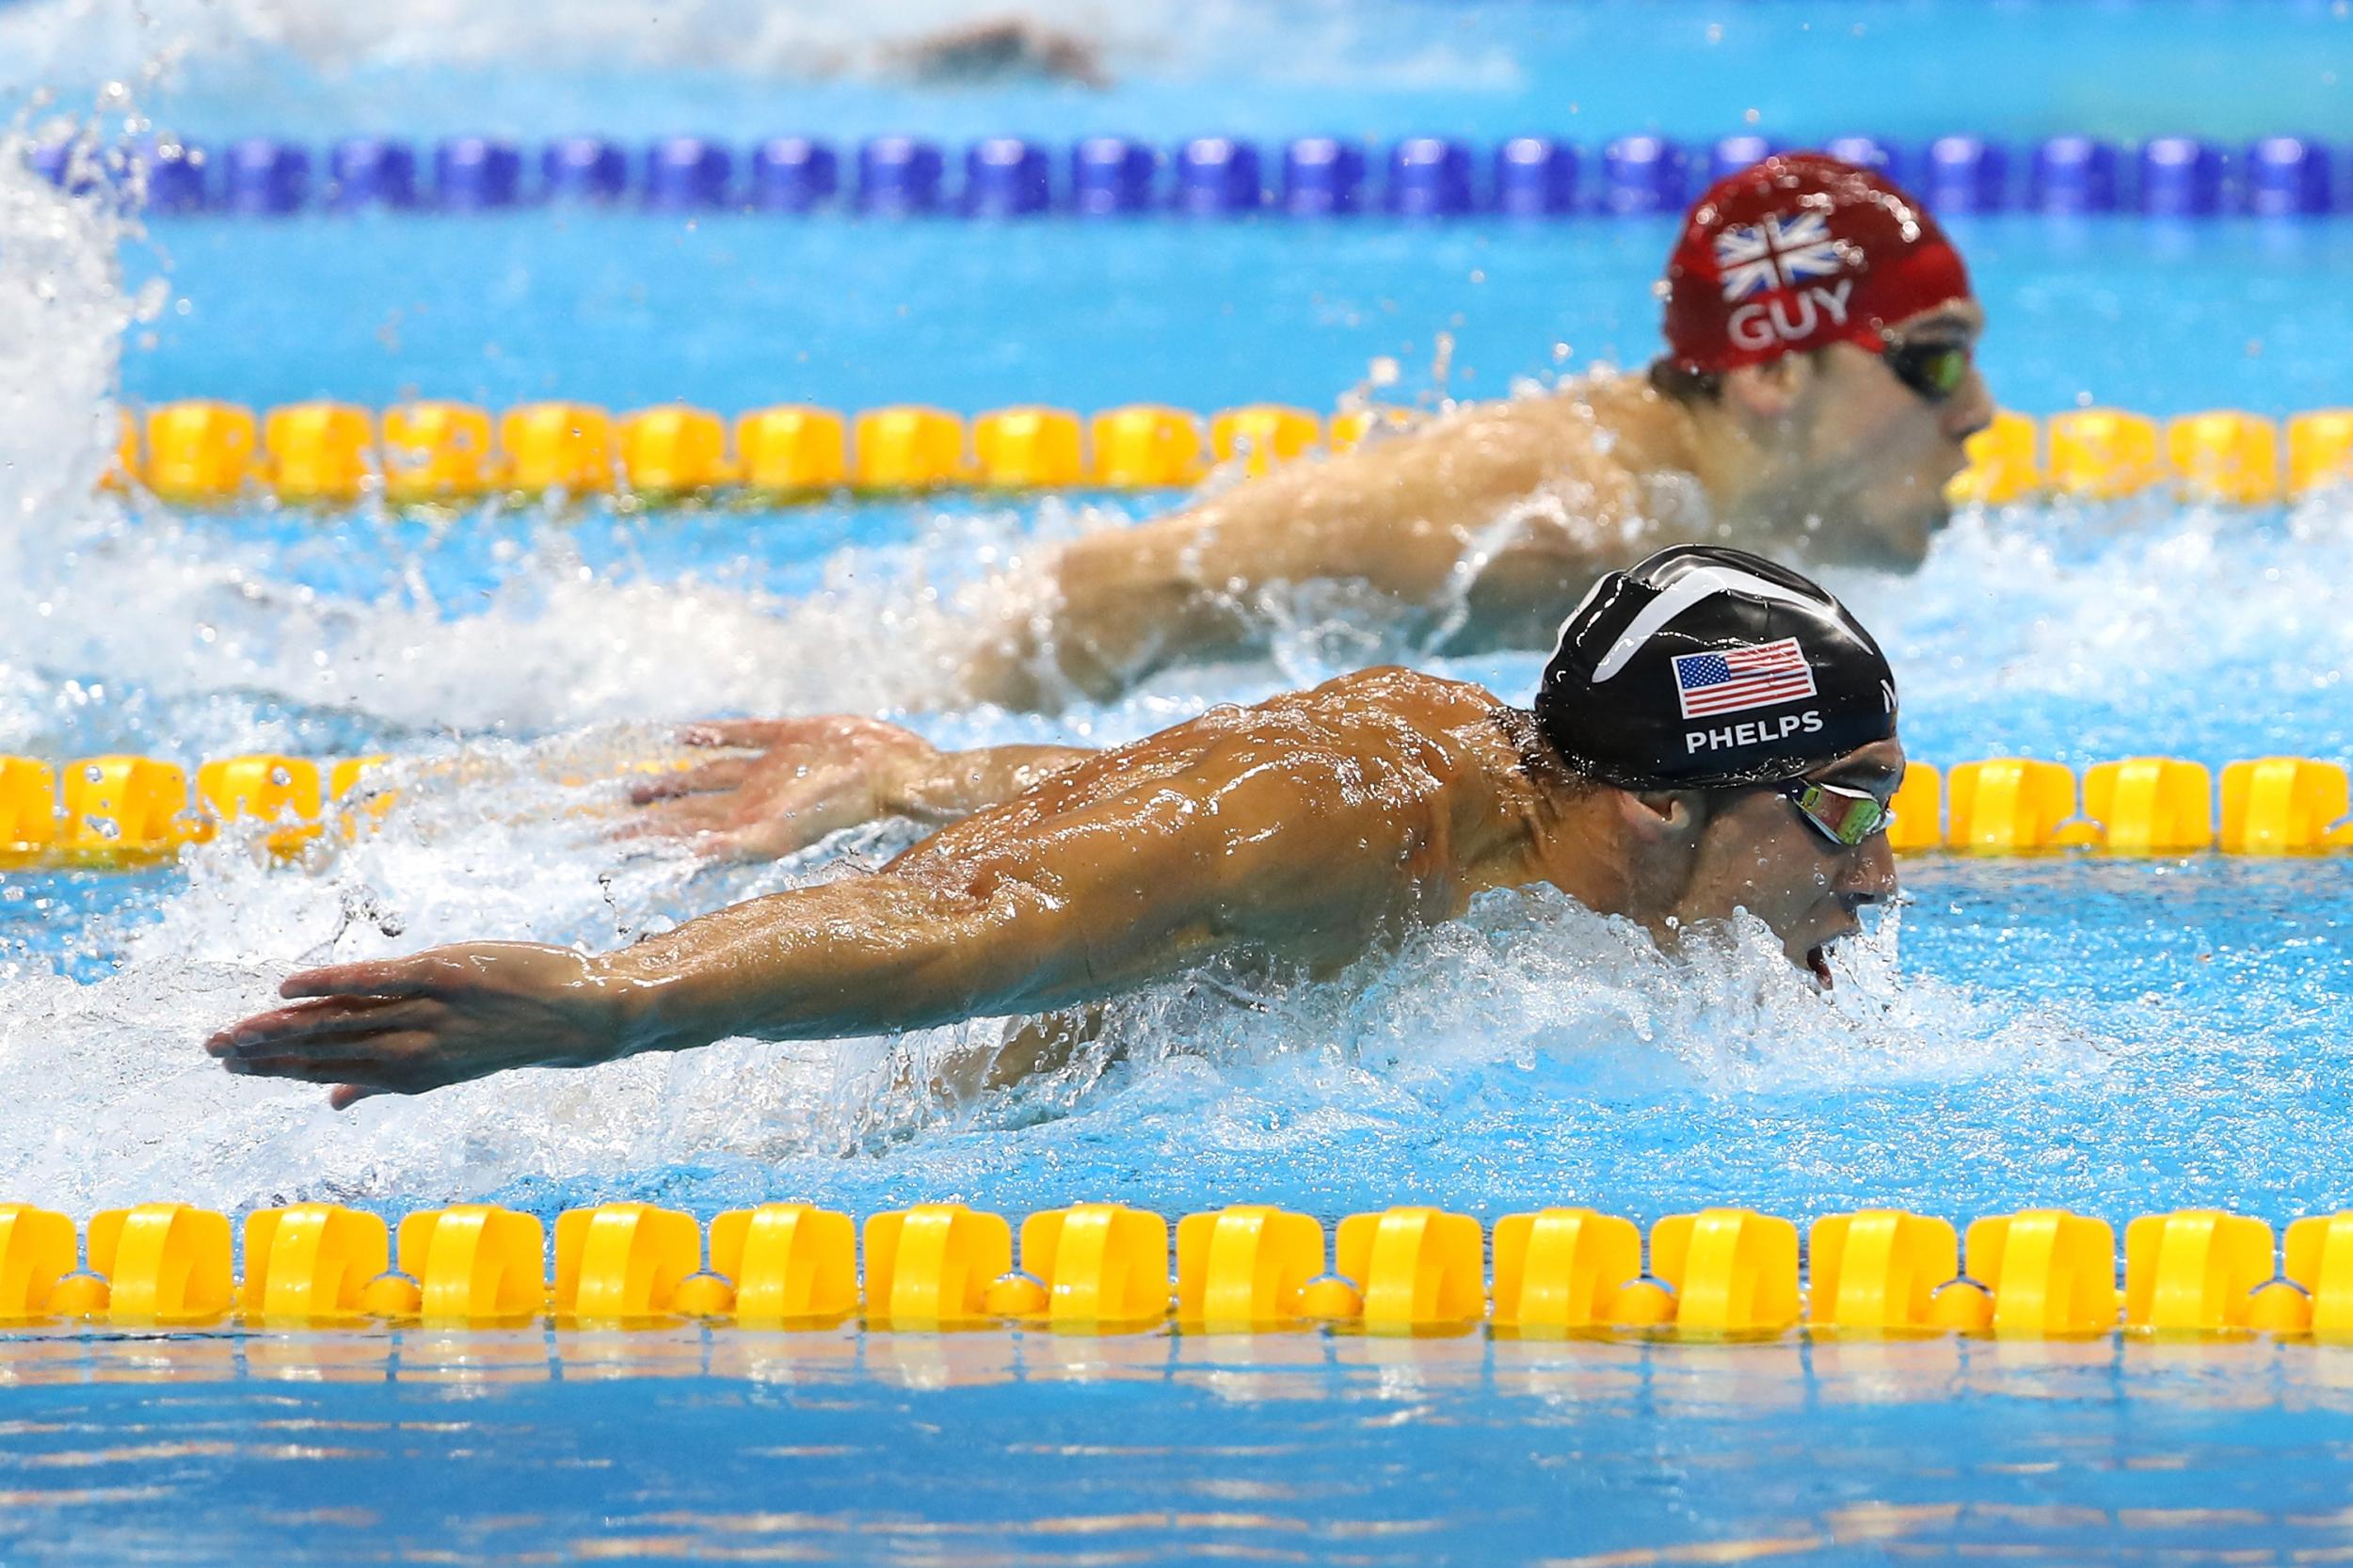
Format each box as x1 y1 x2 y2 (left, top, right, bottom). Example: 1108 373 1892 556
208 546 1900 1107
957 152 1993 710
617 715 1093 867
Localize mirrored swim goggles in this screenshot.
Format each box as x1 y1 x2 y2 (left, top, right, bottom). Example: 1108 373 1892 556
1775 779 1897 848
1879 333 1972 404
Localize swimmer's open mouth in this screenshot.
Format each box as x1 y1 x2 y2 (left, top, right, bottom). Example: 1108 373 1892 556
1806 945 1834 989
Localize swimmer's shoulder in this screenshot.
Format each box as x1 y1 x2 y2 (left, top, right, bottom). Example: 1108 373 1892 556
1297 664 1503 713
1260 671 1537 866
1255 667 1514 762
1166 670 1506 766
1465 368 1691 474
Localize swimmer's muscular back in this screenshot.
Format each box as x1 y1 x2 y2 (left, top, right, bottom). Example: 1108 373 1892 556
881 667 1542 978
969 379 1696 707
584 666 1548 1059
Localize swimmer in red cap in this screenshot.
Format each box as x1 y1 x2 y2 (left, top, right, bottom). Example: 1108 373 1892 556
936 150 1993 711
618 154 1990 863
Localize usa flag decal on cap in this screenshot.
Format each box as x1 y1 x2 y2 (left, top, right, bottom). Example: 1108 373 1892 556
1673 637 1817 720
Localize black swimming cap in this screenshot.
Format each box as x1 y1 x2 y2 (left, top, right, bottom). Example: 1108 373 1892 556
1533 546 1897 792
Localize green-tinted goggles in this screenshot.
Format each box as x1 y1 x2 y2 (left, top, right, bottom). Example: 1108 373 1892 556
1881 336 1972 404
1777 779 1897 849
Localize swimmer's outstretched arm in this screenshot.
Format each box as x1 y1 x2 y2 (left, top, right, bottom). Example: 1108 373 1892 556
207 737 1421 1108
966 394 1637 707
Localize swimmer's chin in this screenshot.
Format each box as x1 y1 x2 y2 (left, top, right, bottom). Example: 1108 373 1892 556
1848 511 1946 573
1805 943 1835 990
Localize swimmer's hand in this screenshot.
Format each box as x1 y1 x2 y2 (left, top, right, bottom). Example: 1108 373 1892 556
618 715 945 865
620 715 1092 865
204 942 632 1110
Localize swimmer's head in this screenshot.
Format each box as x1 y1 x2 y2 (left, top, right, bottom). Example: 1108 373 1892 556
1652 152 1994 568
1534 544 1896 791
1530 545 1902 983
1662 152 1970 376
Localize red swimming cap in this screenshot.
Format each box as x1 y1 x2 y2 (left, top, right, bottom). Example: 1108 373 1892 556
1662 152 1972 375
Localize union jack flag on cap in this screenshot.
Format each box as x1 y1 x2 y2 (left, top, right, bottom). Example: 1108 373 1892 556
1713 212 1850 300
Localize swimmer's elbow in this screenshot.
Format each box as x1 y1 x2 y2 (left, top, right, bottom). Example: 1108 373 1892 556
866 878 1087 1024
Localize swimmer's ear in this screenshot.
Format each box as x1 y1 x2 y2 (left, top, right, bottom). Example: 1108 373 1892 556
1720 354 1816 422
1620 789 1706 849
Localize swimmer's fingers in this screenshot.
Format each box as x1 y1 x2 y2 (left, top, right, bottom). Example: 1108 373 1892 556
205 997 435 1058
330 1083 385 1111
679 718 811 749
610 793 738 843
275 956 450 1002
208 1004 440 1063
225 1050 387 1082
678 718 765 748
627 755 755 805
225 1032 439 1092
678 827 775 868
208 942 610 1106
654 769 875 863
613 818 780 865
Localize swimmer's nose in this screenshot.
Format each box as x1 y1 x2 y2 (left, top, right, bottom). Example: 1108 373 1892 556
1842 833 1899 900
1944 368 1996 446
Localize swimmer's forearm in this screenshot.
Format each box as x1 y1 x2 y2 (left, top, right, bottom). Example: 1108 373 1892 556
212 880 1114 1103
592 879 1067 1056
889 744 1093 822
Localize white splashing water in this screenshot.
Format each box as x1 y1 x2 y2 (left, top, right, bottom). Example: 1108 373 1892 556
0 502 1050 744
0 108 156 536
1821 493 2353 761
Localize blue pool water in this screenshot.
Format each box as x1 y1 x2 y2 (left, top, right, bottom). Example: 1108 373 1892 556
119 213 2353 417
8 1331 2353 1564
8 0 2353 1561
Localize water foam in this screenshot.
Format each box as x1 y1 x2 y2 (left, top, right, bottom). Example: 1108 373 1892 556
0 107 157 536
0 504 1036 745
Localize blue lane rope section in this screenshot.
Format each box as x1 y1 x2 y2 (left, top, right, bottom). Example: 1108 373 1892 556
22 131 2344 218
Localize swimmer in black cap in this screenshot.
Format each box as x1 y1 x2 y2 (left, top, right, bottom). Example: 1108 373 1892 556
209 547 1903 1105
1535 545 1900 793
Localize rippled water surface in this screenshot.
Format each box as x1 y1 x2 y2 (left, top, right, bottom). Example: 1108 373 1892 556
9 1331 2353 1565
